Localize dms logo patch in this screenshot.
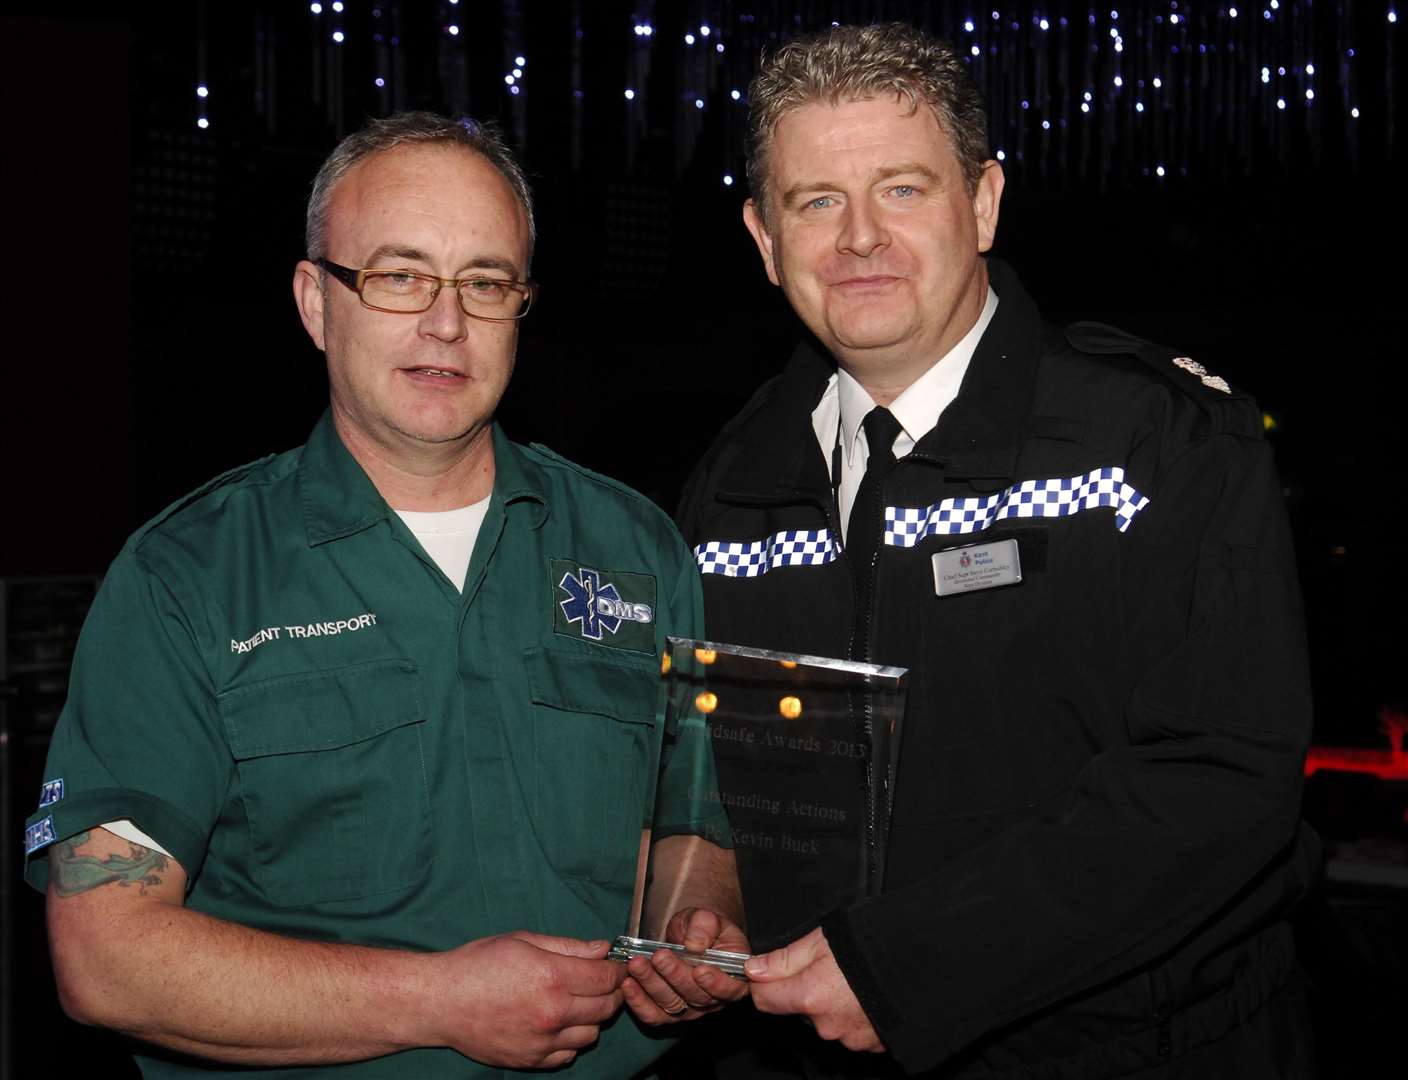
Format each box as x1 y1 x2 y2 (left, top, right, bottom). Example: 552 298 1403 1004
552 560 656 653
39 778 65 808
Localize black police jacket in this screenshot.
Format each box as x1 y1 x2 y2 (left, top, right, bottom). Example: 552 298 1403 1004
675 259 1319 1077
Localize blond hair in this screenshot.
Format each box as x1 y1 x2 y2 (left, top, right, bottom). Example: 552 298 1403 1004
746 23 990 223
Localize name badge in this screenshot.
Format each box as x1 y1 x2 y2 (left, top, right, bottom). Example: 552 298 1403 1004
932 538 1022 596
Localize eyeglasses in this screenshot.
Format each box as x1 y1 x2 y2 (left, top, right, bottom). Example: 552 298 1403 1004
318 259 537 321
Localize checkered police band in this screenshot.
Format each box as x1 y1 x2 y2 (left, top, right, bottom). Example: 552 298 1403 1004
694 468 1150 577
885 467 1150 547
693 529 839 578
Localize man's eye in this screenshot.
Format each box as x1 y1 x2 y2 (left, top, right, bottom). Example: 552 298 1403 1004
805 196 834 210
891 185 916 198
382 272 420 288
466 278 509 294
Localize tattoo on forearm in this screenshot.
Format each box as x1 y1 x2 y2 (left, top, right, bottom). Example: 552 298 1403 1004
51 831 170 898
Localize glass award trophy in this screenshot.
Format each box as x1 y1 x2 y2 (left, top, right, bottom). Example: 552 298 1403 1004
610 638 908 975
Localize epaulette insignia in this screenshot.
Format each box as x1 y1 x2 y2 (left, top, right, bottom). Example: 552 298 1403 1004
1171 356 1231 394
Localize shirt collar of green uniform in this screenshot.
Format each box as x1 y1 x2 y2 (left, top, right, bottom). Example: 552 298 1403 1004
298 410 548 547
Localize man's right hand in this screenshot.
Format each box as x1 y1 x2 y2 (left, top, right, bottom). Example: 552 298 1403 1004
46 827 628 1069
430 931 627 1069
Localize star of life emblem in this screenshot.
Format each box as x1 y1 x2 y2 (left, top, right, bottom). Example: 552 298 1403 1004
1172 356 1231 394
558 566 653 641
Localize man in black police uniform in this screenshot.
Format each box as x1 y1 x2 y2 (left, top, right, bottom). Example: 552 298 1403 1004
677 22 1318 1079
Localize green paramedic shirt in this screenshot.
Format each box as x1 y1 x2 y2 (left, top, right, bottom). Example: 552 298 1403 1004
24 412 729 1079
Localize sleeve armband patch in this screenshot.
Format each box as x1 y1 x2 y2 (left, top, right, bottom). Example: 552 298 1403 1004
25 815 57 855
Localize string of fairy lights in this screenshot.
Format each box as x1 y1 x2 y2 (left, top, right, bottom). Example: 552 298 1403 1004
190 2 1401 187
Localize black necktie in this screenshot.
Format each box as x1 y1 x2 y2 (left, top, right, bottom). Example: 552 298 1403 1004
845 406 903 579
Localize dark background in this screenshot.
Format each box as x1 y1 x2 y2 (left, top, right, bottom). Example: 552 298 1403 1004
2 1 1404 1076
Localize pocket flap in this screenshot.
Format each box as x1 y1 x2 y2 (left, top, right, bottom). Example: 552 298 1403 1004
219 658 422 759
525 644 658 725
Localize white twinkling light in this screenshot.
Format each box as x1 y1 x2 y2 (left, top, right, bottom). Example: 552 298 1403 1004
1305 88 1315 100
510 86 520 95
684 33 695 45
1042 119 1051 129
1114 75 1124 87
1270 0 1279 8
513 67 522 77
333 29 345 42
992 9 1000 19
1153 77 1162 88
1109 27 1119 38
310 2 322 13
1081 102 1090 113
516 56 526 66
1021 99 1030 109
1276 97 1286 109
1040 18 1050 30
716 42 724 53
504 75 515 85
699 24 711 36
1389 9 1398 22
1115 40 1124 52
1278 66 1286 75
1261 67 1270 83
1135 100 1145 112
731 89 741 100
971 45 980 56
964 19 975 32
996 148 1006 160
1111 9 1120 19
446 25 457 36
1156 165 1166 176
332 0 344 10
1351 107 1360 118
1263 10 1272 20
1305 63 1315 75
723 174 734 186
196 85 209 98
624 88 635 100
1170 12 1180 23
1084 90 1093 101
695 98 704 109
197 117 210 129
375 77 385 87
1229 6 1238 15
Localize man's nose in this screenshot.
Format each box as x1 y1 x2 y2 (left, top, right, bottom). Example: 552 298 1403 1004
418 282 469 341
837 199 889 258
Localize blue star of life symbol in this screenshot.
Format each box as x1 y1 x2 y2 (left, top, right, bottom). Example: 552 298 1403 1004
558 567 623 640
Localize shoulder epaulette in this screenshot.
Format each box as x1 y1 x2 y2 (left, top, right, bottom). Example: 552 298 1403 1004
526 442 659 510
131 455 278 545
1064 321 1251 402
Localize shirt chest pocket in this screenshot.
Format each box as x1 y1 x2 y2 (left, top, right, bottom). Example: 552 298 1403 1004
219 659 431 907
525 645 659 884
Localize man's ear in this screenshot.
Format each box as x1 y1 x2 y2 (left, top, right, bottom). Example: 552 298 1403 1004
972 161 1005 254
292 260 328 351
742 199 781 287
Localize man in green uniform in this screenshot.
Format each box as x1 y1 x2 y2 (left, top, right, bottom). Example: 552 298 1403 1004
23 112 745 1077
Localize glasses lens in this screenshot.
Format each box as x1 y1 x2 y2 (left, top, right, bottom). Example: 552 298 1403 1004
361 271 439 311
460 278 531 319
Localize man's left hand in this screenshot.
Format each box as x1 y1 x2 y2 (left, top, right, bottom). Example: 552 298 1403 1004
623 907 750 1024
745 926 886 1053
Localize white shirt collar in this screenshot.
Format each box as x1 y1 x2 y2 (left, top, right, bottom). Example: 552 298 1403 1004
828 286 999 469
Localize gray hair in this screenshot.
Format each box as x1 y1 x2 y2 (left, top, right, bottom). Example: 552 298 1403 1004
745 23 990 225
305 111 536 262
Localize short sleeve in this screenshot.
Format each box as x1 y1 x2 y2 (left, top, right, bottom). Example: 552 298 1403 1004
23 547 232 891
